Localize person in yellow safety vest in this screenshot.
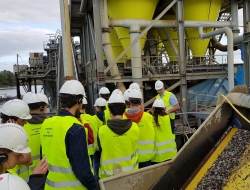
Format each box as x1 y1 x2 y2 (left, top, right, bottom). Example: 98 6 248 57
0 173 31 190
98 93 140 179
155 80 180 133
40 80 98 190
16 92 48 182
151 99 177 164
79 98 96 160
98 87 111 123
0 123 48 190
0 99 37 179
92 97 106 181
124 89 155 168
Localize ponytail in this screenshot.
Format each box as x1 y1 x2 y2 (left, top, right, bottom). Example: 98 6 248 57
153 107 167 127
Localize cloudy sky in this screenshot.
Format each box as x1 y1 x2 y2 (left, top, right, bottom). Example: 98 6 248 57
0 0 61 71
0 2 244 72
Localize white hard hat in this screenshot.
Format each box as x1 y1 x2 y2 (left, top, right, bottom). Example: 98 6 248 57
0 99 32 120
99 87 110 95
129 89 142 99
123 89 131 101
94 98 106 106
0 174 31 190
59 80 85 96
37 93 49 104
82 98 88 104
112 89 123 95
152 99 165 108
155 80 164 90
22 92 40 104
129 83 140 90
0 123 31 154
109 93 125 104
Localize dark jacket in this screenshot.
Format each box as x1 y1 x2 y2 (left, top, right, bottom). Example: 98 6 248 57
28 174 46 190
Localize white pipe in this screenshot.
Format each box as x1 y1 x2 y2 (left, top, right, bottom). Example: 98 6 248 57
198 27 234 91
130 25 142 79
109 18 232 28
130 25 143 101
101 0 121 79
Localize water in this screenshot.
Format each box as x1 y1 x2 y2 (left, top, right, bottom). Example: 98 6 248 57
0 85 44 108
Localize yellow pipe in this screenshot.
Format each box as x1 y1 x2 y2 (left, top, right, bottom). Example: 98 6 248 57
186 128 238 189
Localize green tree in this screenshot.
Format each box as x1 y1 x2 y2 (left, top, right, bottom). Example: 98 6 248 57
0 70 16 87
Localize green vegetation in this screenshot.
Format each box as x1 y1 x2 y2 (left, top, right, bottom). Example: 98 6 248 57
0 70 16 87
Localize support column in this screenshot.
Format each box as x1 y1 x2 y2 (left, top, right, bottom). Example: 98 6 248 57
130 25 143 99
177 0 187 112
231 0 240 37
243 0 250 33
59 0 73 77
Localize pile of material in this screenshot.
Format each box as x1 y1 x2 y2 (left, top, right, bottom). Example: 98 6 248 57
196 129 250 189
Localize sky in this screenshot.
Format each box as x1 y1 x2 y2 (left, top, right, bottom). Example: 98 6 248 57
0 0 61 71
0 2 244 72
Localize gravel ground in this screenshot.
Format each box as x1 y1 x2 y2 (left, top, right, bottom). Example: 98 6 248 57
195 128 250 190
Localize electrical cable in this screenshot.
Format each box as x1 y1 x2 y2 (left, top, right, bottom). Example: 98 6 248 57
18 55 29 65
220 93 250 124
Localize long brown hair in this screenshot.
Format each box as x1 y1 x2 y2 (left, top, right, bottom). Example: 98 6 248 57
0 148 12 174
153 107 167 127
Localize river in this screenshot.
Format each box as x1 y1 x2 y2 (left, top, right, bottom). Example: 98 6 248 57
0 85 44 108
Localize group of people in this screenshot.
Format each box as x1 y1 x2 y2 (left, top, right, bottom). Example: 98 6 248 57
0 79 180 190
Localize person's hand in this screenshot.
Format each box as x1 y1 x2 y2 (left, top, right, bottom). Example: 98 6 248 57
32 156 49 175
146 108 153 114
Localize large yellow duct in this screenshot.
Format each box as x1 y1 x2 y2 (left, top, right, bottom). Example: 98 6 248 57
157 15 178 62
183 0 224 57
109 28 125 63
107 0 159 58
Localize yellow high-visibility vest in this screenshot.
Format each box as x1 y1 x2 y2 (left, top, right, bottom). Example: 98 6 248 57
40 116 91 190
156 91 175 119
124 112 155 162
99 122 140 179
152 115 177 162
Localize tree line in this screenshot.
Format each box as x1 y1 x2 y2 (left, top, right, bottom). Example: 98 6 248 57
0 70 16 87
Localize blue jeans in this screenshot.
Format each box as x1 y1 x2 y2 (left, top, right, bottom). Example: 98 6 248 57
93 151 101 181
139 160 151 169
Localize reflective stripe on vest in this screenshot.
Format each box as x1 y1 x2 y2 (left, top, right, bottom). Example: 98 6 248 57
102 151 137 165
101 160 138 175
46 178 81 188
155 139 175 147
154 147 177 155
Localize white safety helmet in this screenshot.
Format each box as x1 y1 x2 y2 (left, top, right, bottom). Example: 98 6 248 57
123 89 131 101
0 174 31 190
0 99 32 120
0 123 31 154
99 87 110 95
112 89 123 95
129 89 142 99
94 98 106 107
22 92 40 104
109 93 125 104
129 83 140 90
37 93 49 104
155 80 164 90
152 99 165 108
82 98 88 105
59 80 85 96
